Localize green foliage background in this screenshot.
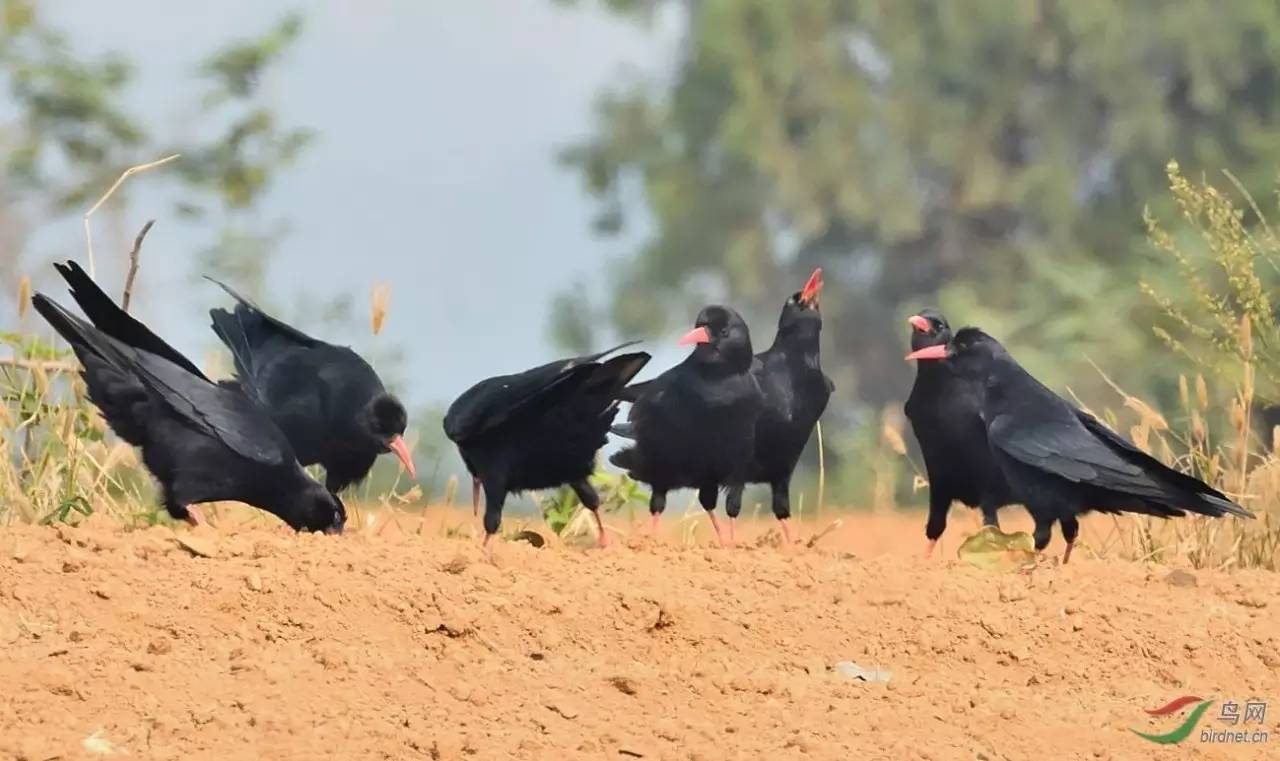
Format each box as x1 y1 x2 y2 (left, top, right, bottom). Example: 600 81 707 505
548 0 1280 502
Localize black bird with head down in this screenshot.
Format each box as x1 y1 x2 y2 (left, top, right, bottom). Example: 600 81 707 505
208 280 415 494
907 327 1253 562
610 306 764 547
443 343 650 547
904 308 1016 557
33 291 345 533
722 268 832 545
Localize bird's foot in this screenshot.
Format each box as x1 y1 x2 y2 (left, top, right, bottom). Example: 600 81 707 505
777 518 796 545
591 511 609 549
923 539 937 559
471 478 481 518
184 506 206 528
1062 541 1075 565
1019 551 1057 575
648 513 661 537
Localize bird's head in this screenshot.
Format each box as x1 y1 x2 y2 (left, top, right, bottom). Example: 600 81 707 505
907 308 952 353
776 267 824 343
361 393 416 480
287 480 347 534
679 305 754 372
905 326 1003 381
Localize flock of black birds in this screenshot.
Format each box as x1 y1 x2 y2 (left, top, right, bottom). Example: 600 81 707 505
30 262 1252 561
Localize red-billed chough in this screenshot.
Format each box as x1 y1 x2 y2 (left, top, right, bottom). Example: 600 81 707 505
443 343 650 547
722 269 832 545
207 279 415 494
610 306 764 547
904 309 1017 557
33 292 345 533
906 327 1253 562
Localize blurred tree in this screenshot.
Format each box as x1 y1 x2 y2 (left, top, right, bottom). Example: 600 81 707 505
554 0 1280 420
0 2 311 307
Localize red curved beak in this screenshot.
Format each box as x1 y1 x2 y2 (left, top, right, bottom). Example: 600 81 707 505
678 326 712 346
799 267 823 306
908 315 931 332
387 435 417 479
905 344 949 362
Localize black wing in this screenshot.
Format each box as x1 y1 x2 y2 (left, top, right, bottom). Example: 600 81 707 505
990 399 1252 519
443 341 642 443
128 349 289 466
53 260 207 379
991 411 1164 494
35 293 288 467
206 276 324 394
1073 409 1251 518
32 294 152 446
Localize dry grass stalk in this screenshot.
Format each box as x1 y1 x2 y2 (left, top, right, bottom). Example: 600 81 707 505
120 220 156 313
82 154 180 279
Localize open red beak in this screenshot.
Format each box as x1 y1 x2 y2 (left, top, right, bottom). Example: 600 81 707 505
908 315 931 332
678 326 712 346
905 344 949 362
799 267 823 306
387 435 417 479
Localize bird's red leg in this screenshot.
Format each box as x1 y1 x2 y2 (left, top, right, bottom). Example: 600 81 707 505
1062 540 1075 565
777 517 794 545
471 478 481 518
591 510 608 548
184 505 206 528
729 516 737 545
924 538 937 559
707 512 730 548
649 512 661 536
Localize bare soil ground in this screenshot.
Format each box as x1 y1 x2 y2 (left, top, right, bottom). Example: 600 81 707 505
0 507 1276 761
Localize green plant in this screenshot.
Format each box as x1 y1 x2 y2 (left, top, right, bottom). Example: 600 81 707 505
538 468 649 539
1142 161 1280 403
0 324 155 526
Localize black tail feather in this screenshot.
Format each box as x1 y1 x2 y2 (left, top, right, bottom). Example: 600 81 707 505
208 306 258 384
53 260 205 379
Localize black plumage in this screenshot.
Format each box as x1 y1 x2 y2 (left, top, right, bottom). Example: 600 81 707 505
443 343 650 546
53 260 209 379
903 309 1016 556
33 292 344 532
207 279 415 493
723 269 832 544
910 327 1253 562
610 306 764 546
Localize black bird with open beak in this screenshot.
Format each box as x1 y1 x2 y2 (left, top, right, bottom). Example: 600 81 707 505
903 308 1016 557
721 268 832 544
208 280 416 494
610 305 764 547
907 326 1253 562
443 342 650 548
33 291 345 533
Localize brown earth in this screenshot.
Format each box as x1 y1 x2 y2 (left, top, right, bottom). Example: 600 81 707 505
0 506 1276 761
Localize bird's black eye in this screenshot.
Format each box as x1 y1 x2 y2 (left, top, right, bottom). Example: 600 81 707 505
719 327 729 338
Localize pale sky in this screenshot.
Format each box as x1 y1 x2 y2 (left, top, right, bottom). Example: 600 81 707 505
22 0 680 411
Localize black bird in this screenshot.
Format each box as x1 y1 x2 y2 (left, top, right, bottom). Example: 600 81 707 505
443 343 650 547
610 306 764 547
907 327 1253 562
904 309 1017 557
723 268 832 545
208 279 416 493
33 292 345 533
